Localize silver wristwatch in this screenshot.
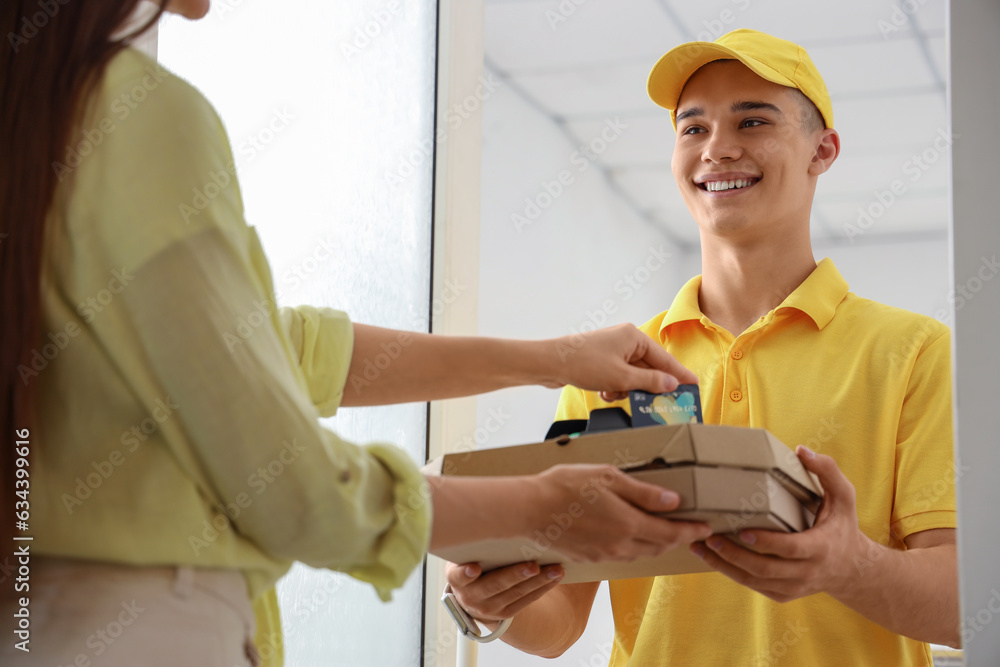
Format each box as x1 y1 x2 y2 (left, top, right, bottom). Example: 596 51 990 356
442 585 513 643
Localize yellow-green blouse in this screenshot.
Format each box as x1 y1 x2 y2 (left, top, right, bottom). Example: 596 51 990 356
31 47 430 665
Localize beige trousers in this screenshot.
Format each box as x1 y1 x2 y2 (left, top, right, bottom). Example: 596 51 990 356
1 557 260 666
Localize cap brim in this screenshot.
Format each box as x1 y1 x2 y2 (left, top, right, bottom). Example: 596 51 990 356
648 42 797 125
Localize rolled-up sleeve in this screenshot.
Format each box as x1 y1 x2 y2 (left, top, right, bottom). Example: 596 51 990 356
118 225 431 598
279 305 354 417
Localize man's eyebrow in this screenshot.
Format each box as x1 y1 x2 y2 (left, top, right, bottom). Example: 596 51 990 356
675 107 703 122
731 100 783 115
676 102 783 122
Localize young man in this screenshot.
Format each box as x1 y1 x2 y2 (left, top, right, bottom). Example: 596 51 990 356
445 29 959 665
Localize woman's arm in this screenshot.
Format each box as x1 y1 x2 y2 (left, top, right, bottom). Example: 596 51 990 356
341 322 698 406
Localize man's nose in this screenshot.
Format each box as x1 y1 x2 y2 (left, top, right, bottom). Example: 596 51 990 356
702 128 742 163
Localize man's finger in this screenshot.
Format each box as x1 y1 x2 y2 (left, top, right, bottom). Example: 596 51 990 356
734 529 814 560
501 577 564 618
445 562 482 588
796 446 854 512
491 565 564 613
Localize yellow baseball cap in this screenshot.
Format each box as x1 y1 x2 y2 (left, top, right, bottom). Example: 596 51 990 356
647 29 833 130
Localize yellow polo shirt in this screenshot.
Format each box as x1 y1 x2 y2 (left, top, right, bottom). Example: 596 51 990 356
555 259 955 666
33 47 430 665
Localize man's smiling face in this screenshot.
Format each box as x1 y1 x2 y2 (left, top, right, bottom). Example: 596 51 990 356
671 60 828 242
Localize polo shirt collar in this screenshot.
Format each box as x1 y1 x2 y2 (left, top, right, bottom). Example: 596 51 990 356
659 258 849 340
778 258 849 329
661 274 704 333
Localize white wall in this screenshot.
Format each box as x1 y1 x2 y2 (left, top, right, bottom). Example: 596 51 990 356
951 2 1000 665
818 237 950 318
472 62 951 666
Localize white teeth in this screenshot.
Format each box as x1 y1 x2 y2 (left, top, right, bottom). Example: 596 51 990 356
705 178 755 192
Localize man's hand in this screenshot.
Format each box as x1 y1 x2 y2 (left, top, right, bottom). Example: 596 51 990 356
689 445 960 646
445 561 566 624
690 445 864 603
546 323 699 401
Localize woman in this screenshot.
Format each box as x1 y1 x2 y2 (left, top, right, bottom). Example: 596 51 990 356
0 1 711 664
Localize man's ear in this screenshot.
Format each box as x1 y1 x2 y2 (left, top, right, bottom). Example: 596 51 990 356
808 128 840 176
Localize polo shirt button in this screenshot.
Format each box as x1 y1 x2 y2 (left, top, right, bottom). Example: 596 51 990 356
731 350 743 360
730 389 743 402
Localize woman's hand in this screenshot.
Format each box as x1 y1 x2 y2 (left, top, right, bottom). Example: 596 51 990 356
343 322 695 406
525 463 714 563
543 323 698 401
429 466 712 565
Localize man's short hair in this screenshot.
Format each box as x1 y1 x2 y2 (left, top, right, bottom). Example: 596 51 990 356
788 87 825 135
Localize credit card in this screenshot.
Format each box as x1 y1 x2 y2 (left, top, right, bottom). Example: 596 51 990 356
629 384 703 427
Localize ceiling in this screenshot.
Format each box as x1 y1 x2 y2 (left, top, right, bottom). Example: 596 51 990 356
484 0 949 251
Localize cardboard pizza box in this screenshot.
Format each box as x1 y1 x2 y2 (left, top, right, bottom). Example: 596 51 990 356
425 423 823 583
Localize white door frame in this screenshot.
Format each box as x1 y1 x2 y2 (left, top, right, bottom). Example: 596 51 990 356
426 1 486 666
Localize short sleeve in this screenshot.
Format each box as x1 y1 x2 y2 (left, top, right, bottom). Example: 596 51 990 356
890 330 957 540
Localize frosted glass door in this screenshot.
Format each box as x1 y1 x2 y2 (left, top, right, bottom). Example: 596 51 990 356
159 2 437 665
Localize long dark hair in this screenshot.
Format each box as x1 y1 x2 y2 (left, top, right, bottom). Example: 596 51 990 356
0 0 166 601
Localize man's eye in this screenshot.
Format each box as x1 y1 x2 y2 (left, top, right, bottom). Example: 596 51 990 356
682 126 704 135
741 119 765 128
